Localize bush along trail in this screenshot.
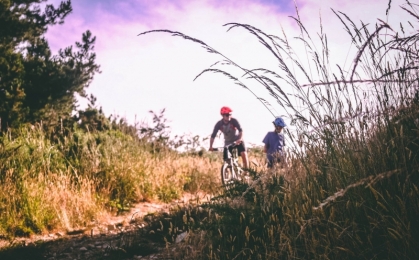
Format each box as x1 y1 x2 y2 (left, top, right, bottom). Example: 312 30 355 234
0 2 220 258
0 109 227 259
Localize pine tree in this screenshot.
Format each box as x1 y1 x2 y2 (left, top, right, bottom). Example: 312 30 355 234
0 0 100 131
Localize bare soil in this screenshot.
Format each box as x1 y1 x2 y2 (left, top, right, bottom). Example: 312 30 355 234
0 192 212 260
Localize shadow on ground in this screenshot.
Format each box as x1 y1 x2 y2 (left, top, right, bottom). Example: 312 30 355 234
0 222 163 260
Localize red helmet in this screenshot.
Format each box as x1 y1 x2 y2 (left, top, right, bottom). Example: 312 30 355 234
220 106 232 115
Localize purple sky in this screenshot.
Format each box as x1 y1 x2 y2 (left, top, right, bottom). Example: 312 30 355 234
45 0 411 147
70 0 296 21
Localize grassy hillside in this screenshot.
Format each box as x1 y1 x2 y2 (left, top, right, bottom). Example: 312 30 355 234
0 122 224 237
137 2 419 259
168 103 419 259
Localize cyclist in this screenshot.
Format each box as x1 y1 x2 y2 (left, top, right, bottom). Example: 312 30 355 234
263 117 286 168
209 106 249 169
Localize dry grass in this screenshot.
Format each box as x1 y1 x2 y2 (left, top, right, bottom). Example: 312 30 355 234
136 1 419 259
0 124 224 238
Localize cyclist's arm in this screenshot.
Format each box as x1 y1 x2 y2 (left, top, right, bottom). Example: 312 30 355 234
231 118 243 144
235 131 243 145
262 132 270 153
209 121 221 151
231 118 243 132
209 137 215 151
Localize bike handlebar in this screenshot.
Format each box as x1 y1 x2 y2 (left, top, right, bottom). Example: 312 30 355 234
211 143 237 152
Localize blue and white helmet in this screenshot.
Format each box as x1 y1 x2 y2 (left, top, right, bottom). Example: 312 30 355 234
273 117 286 127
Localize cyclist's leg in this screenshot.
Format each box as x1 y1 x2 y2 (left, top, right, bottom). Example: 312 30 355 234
241 151 249 169
273 153 284 169
267 158 274 169
227 145 234 159
223 147 230 161
236 142 248 169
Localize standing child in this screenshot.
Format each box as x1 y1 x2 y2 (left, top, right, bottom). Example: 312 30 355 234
262 117 286 168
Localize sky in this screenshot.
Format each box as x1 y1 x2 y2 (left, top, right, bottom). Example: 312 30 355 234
44 0 413 148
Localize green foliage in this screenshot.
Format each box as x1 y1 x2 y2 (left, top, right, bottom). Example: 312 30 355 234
22 31 100 129
0 112 222 236
0 0 100 131
0 126 140 233
74 94 111 132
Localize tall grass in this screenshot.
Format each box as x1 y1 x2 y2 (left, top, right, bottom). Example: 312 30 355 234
0 118 222 237
141 2 419 259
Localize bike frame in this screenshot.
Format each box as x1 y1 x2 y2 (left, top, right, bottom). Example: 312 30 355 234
217 143 243 186
223 146 238 172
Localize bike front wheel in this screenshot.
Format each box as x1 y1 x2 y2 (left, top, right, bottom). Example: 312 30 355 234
221 163 243 187
221 164 234 187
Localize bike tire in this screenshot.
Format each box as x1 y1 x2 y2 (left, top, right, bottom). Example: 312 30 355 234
221 163 245 187
234 165 244 180
221 163 234 187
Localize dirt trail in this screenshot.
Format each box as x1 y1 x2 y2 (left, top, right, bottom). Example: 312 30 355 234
0 192 212 260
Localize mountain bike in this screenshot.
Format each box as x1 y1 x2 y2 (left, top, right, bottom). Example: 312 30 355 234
212 143 245 187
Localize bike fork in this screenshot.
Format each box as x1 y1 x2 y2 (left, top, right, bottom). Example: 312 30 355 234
229 159 237 179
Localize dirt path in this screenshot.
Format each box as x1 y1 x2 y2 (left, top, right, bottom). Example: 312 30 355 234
0 192 212 260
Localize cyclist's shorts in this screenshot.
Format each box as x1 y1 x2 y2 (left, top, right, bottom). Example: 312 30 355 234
223 142 246 160
235 142 246 154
